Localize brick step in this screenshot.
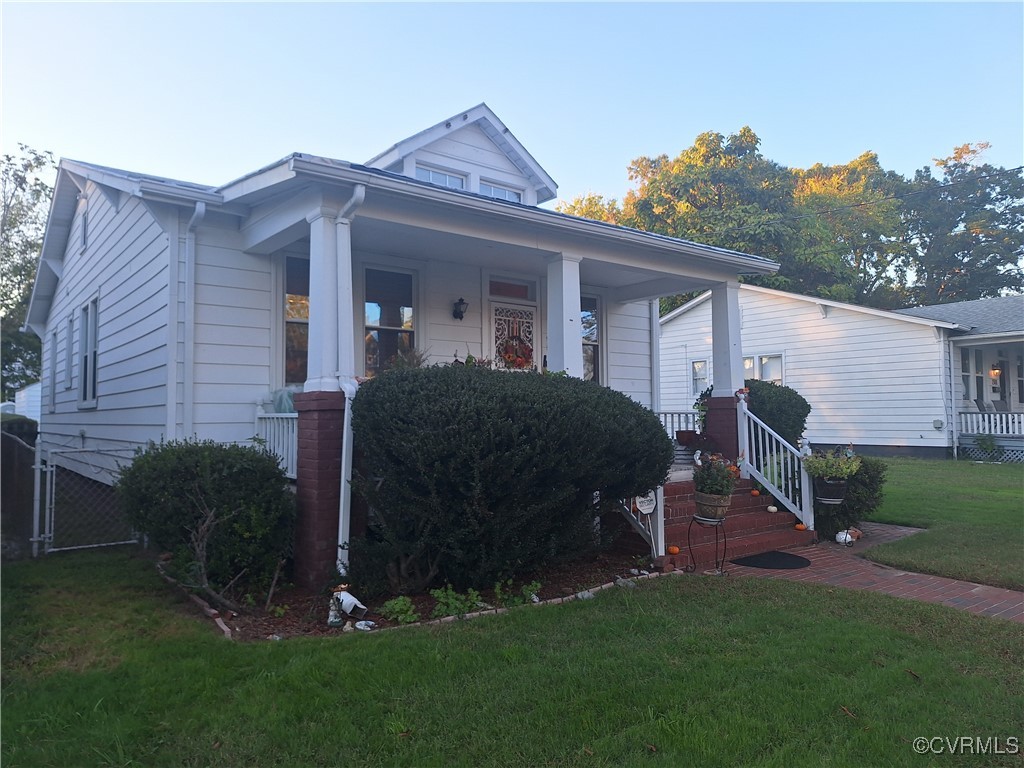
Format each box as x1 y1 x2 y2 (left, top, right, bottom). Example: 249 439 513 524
662 527 816 572
665 509 803 544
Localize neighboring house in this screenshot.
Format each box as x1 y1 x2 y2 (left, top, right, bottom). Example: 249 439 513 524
659 285 1024 460
25 103 776 582
14 383 42 423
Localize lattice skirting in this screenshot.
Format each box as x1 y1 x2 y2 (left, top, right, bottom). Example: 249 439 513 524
959 445 1024 463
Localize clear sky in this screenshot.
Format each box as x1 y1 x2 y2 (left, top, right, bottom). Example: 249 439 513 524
2 2 1021 206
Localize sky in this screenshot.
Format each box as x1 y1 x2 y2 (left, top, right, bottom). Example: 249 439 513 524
2 2 1022 207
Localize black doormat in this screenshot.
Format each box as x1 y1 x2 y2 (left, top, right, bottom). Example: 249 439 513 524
730 551 811 569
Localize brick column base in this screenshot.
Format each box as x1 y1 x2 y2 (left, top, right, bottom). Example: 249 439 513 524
293 391 346 590
704 396 739 459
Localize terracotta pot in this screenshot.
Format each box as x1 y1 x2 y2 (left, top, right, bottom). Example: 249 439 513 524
675 429 698 447
694 491 731 520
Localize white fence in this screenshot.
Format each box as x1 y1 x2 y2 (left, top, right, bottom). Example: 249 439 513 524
255 407 299 479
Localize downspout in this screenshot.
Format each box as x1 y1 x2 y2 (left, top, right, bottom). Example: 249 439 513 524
336 185 366 576
184 202 206 437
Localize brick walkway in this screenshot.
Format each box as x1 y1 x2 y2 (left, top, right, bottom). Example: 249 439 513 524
722 522 1024 623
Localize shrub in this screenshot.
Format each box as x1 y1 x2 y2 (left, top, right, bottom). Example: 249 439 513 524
116 440 295 604
350 365 673 593
743 379 811 448
814 456 888 539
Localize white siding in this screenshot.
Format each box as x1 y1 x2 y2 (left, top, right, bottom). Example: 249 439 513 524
39 184 171 458
660 290 951 449
607 301 654 407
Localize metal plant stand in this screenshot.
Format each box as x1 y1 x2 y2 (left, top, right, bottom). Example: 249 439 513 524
684 515 728 575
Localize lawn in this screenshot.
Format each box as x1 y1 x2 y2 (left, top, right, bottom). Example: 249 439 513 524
3 548 1023 767
863 458 1024 590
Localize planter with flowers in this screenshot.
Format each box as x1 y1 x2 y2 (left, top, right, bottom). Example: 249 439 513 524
802 445 861 505
692 451 742 520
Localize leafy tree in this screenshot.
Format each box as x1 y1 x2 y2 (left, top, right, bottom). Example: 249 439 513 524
1 146 55 401
555 192 621 224
900 144 1024 305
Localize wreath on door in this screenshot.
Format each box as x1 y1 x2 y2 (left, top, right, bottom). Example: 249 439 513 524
501 336 534 369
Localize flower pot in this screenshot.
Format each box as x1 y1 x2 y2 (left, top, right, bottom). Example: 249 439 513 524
675 430 698 447
694 491 731 520
813 477 848 506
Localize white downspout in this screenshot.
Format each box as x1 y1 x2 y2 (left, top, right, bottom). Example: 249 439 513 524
184 203 206 436
335 185 366 576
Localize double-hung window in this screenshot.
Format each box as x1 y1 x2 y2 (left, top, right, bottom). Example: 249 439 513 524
364 268 415 377
78 297 99 407
743 354 783 385
692 360 709 398
284 257 310 386
581 296 600 383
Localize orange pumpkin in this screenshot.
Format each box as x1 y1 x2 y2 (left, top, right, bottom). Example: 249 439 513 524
795 523 807 531
667 545 680 556
750 489 761 497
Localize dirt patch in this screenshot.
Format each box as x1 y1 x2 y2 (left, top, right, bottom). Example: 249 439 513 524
221 535 655 642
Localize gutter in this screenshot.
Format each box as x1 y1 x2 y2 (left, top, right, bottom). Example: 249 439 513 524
335 185 366 577
184 202 206 436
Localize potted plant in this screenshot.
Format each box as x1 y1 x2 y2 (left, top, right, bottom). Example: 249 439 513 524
692 451 741 520
802 445 861 505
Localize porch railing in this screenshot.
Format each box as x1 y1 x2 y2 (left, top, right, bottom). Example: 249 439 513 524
958 411 1024 437
655 410 699 438
255 406 298 479
737 397 814 530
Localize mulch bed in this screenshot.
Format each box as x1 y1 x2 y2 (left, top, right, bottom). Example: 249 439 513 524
219 532 654 642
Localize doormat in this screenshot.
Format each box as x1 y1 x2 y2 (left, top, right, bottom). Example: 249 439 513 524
730 551 811 569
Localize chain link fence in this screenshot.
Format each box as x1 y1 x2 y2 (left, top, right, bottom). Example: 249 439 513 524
41 449 139 553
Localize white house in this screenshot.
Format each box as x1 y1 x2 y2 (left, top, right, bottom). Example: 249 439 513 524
26 104 778 582
659 285 1024 460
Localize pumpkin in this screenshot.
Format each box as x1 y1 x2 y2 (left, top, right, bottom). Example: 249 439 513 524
795 523 807 531
750 489 761 497
667 545 680 556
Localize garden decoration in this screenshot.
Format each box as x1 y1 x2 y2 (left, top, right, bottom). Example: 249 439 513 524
692 451 742 520
328 583 368 627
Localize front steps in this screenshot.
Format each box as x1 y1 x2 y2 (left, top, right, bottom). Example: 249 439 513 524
658 476 816 572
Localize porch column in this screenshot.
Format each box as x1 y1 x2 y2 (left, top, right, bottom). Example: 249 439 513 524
546 254 584 377
706 280 744 458
304 207 340 392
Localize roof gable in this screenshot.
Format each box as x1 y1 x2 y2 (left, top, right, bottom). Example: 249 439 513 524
364 103 558 204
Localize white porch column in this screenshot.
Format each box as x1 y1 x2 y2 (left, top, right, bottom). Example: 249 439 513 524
711 280 744 396
546 253 585 377
304 207 340 392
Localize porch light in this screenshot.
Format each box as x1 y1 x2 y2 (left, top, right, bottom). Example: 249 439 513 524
452 298 468 320
990 364 1002 378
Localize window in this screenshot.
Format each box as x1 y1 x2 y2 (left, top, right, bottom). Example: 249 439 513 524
961 350 971 401
364 268 414 377
48 331 57 413
692 360 709 398
78 297 98 407
284 258 309 386
1017 355 1023 404
974 349 984 404
743 353 783 385
415 165 465 190
489 278 535 302
81 208 89 251
480 182 522 203
65 316 74 389
581 296 599 383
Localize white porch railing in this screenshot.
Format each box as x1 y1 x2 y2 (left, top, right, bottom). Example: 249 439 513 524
737 397 814 530
255 406 298 479
959 411 1024 437
656 410 699 438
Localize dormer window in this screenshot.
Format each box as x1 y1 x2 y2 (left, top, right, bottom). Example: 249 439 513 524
415 165 465 190
480 182 522 203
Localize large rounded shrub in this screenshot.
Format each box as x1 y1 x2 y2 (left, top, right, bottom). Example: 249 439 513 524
744 379 811 448
350 366 673 593
117 440 295 597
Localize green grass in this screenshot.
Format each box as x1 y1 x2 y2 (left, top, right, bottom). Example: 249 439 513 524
3 548 1023 767
863 458 1024 590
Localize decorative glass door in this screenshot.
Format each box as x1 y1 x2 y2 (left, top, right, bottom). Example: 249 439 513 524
492 303 537 371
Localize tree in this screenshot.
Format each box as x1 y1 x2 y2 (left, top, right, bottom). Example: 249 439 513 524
900 144 1024 305
1 145 54 401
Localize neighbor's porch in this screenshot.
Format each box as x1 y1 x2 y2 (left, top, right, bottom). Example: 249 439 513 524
953 340 1024 461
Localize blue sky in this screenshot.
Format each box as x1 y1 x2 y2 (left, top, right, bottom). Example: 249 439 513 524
2 2 1021 206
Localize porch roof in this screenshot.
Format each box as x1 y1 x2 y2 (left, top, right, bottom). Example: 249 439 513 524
894 296 1024 337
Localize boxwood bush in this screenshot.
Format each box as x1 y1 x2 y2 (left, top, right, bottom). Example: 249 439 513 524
116 440 295 599
350 365 673 593
744 379 811 448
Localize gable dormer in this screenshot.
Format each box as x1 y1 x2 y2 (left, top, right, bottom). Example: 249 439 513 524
365 103 557 206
